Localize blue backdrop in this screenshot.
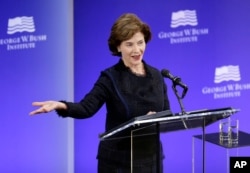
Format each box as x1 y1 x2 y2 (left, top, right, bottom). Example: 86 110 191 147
74 0 250 173
0 0 74 172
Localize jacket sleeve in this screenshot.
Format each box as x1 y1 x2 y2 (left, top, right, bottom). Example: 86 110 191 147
163 79 171 111
56 73 111 119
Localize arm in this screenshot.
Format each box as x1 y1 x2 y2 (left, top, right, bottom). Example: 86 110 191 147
30 73 111 118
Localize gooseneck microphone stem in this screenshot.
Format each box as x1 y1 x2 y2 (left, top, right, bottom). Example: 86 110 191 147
172 85 187 115
161 69 188 115
172 84 188 130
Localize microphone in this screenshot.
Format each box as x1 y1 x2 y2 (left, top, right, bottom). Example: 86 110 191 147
161 69 188 115
161 69 188 89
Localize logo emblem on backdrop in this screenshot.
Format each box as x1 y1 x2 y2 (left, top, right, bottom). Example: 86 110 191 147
0 16 47 51
158 9 209 44
202 65 250 99
170 10 198 28
7 16 35 35
214 65 241 83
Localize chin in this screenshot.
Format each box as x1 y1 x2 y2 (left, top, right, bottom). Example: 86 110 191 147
132 60 142 66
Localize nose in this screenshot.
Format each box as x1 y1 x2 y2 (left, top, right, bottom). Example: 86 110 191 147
132 44 140 53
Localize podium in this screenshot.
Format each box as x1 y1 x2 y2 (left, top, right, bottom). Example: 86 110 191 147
99 107 239 173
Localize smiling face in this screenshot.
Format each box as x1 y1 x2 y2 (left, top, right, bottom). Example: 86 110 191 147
117 32 146 67
108 13 152 57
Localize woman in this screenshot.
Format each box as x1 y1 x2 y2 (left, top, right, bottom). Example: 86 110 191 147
30 13 170 173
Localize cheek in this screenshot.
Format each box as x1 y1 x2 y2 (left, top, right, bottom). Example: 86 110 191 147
122 48 132 55
140 46 146 52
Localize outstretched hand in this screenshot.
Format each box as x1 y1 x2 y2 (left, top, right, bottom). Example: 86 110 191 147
29 101 66 115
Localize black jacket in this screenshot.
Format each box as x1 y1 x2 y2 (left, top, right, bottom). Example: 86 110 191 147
57 59 170 165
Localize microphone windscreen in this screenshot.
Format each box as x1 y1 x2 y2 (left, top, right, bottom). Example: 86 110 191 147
161 69 171 79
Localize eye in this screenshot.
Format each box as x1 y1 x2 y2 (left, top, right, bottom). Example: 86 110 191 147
138 40 144 45
126 43 133 47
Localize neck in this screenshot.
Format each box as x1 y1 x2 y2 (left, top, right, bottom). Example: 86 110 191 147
129 62 145 76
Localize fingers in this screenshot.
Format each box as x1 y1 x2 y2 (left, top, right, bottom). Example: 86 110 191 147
29 108 52 115
29 101 66 115
30 101 54 115
147 111 156 115
32 101 46 106
29 110 41 115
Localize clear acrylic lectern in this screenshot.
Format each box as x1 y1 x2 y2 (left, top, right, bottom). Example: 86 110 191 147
99 107 239 173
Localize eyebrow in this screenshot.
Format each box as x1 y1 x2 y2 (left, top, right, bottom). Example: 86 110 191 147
124 39 144 44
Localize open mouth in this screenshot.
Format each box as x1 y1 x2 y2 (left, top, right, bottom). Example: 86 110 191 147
132 55 141 60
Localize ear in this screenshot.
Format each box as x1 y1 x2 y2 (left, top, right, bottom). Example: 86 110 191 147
117 46 121 52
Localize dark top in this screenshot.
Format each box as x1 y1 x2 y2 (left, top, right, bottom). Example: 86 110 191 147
57 59 170 165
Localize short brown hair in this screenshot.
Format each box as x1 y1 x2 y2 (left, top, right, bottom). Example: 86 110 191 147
108 13 152 57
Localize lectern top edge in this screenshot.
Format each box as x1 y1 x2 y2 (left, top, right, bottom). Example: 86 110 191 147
99 107 240 140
